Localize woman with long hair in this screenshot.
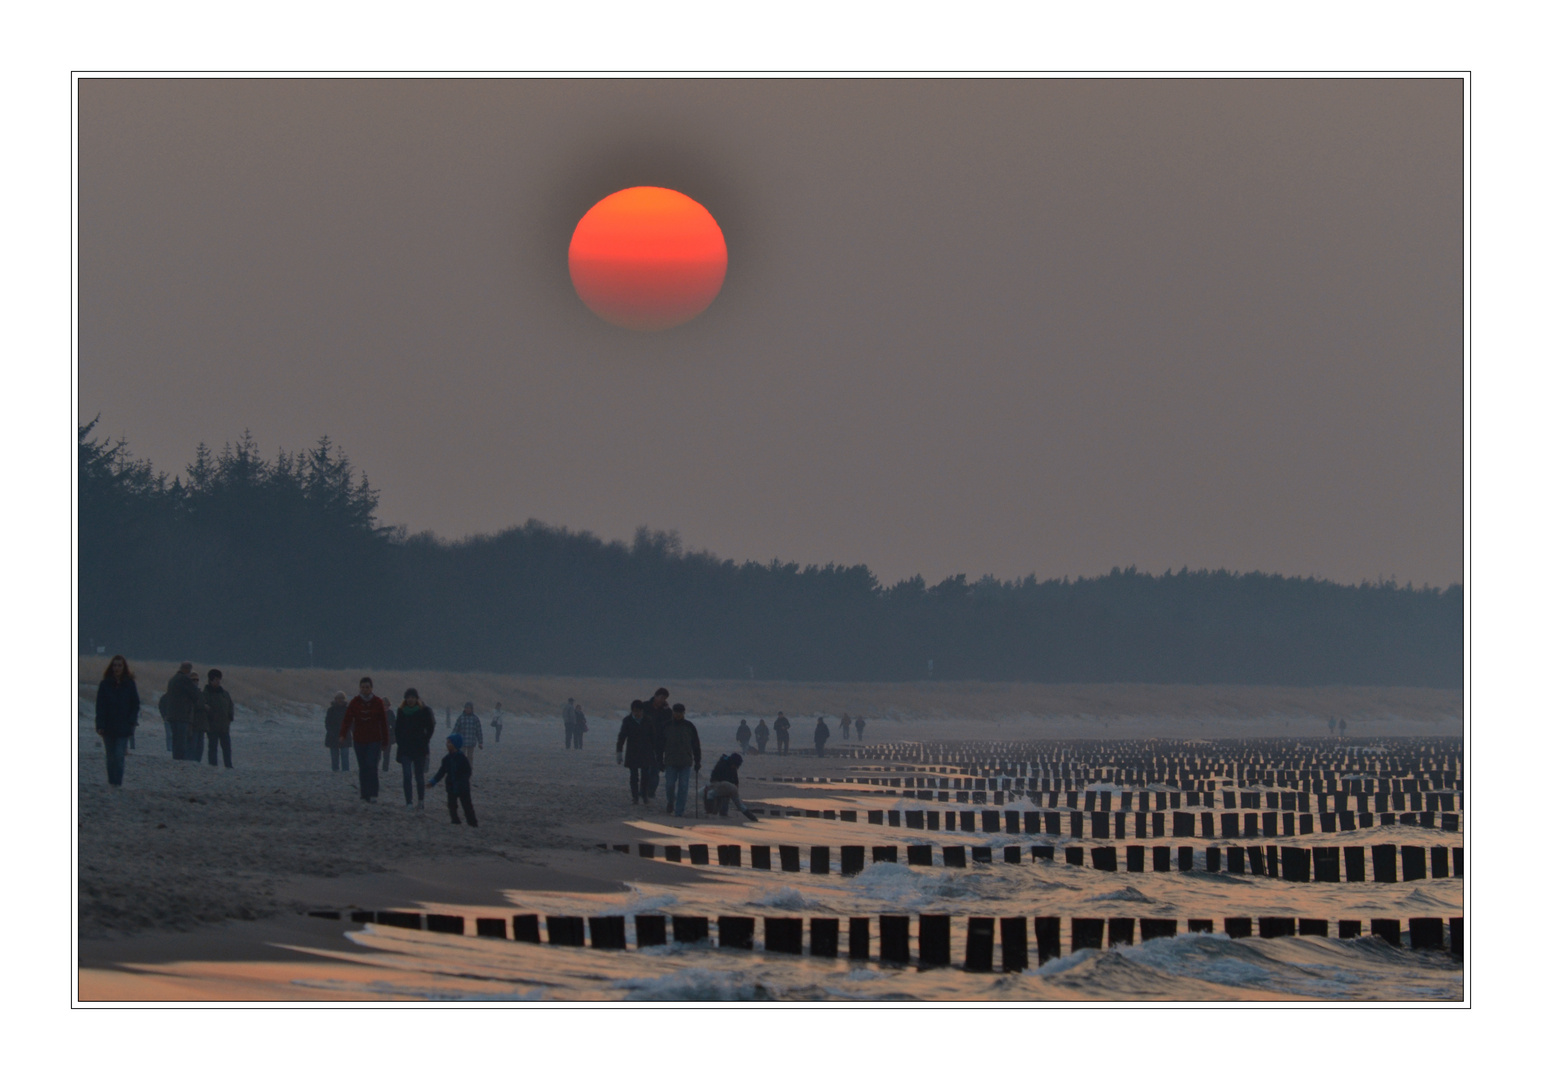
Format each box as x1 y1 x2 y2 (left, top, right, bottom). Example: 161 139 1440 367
94 654 141 787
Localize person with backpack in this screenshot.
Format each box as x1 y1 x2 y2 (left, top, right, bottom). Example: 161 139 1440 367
615 700 656 805
703 751 759 821
196 669 235 768
660 703 701 818
754 718 770 755
324 692 351 771
394 688 436 809
735 719 753 755
426 733 477 826
813 716 831 758
773 712 791 755
94 654 140 787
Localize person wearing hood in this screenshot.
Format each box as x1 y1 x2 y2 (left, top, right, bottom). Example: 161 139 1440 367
735 719 753 755
196 669 235 768
703 752 759 821
660 703 701 818
324 692 352 771
94 654 140 787
394 688 437 808
754 718 770 755
773 711 791 755
814 716 831 757
615 699 656 805
426 733 477 826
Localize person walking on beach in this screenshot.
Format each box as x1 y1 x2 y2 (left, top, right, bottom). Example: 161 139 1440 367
641 688 672 801
394 688 436 809
855 717 866 741
426 733 477 826
571 703 588 749
839 714 852 740
324 692 351 771
491 702 503 744
340 677 390 802
755 718 770 755
562 697 577 749
736 719 753 755
197 669 235 768
164 662 200 761
94 654 140 787
454 702 484 764
616 699 656 805
773 711 790 755
660 703 702 818
814 716 830 758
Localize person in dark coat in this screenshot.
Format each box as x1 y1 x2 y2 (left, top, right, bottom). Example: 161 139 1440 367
196 669 236 768
814 716 830 757
394 688 436 808
426 734 477 826
855 716 866 741
340 677 390 802
94 654 140 787
164 662 200 760
735 719 753 754
754 718 770 755
773 712 791 755
324 692 351 771
660 704 702 818
640 687 672 801
571 703 588 749
615 699 656 805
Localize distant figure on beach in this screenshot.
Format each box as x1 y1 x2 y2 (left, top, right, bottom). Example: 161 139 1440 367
196 669 235 768
1327 715 1335 733
704 752 759 821
814 716 830 757
661 703 702 818
395 688 436 809
491 702 503 744
455 702 484 764
427 733 477 826
164 662 200 761
755 718 770 754
616 700 656 805
562 697 577 749
855 717 866 741
94 654 140 787
187 673 209 764
571 703 588 749
324 692 352 771
773 712 790 755
839 713 851 740
736 719 753 754
1338 718 1347 736
340 677 390 802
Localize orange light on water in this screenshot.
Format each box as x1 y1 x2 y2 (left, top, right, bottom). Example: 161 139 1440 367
568 187 728 331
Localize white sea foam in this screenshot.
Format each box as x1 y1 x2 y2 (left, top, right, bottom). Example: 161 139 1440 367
617 968 766 1001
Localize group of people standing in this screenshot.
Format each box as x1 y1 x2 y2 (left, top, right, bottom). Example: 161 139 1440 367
614 687 704 817
92 656 237 787
732 711 866 757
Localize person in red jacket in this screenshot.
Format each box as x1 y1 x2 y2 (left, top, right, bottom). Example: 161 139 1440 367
340 676 390 802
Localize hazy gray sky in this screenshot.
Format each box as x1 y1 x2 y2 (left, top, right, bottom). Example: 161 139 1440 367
78 78 1462 587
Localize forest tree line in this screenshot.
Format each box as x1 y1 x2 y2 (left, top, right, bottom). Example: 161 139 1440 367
78 421 1463 688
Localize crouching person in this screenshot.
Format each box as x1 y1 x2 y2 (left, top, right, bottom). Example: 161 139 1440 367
703 752 758 820
426 734 477 827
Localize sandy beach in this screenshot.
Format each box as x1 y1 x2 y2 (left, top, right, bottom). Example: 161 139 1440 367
77 660 1462 999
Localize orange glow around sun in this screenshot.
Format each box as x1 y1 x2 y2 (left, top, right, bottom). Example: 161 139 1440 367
568 187 728 331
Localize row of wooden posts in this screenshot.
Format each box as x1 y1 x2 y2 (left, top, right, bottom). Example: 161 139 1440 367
311 909 1463 968
757 805 1462 838
609 839 1464 882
